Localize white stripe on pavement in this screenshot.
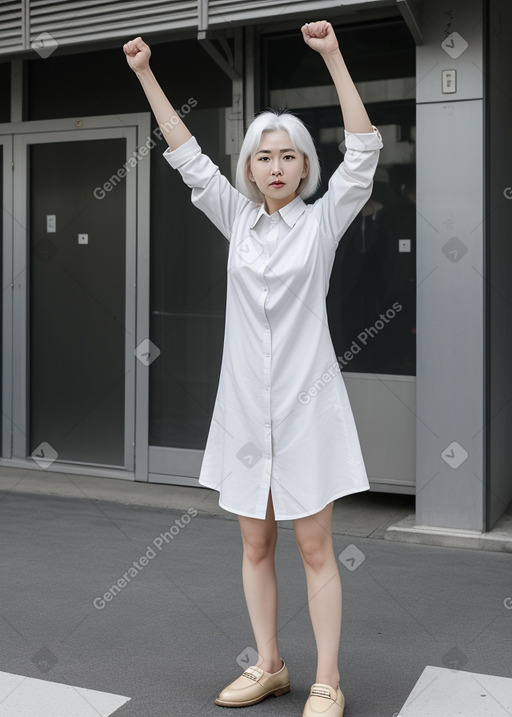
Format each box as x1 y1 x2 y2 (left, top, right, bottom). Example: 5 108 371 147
399 666 512 716
0 671 130 716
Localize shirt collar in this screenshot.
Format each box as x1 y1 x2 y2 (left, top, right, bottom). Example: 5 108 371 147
250 194 307 229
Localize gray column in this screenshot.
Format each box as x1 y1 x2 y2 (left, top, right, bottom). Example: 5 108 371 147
415 0 485 531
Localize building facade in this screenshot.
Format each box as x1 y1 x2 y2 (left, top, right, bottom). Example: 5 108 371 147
1 0 511 535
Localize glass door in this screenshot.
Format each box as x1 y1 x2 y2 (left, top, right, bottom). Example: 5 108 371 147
7 128 136 469
147 106 233 485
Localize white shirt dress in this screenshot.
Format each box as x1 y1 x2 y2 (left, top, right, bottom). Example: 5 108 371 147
164 125 383 521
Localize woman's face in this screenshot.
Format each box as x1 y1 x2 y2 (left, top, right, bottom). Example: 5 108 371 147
247 129 309 213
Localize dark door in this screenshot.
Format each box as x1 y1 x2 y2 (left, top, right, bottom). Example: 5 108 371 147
28 138 127 466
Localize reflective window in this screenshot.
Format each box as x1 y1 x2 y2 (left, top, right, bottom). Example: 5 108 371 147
149 51 232 449
0 62 9 122
262 19 416 376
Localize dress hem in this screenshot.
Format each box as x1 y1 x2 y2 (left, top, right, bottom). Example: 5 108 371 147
198 479 370 521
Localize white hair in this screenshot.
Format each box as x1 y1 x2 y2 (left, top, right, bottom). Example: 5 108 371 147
235 109 321 204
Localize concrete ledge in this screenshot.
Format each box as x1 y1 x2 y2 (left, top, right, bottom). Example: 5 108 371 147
0 465 226 517
0 465 415 538
385 513 512 553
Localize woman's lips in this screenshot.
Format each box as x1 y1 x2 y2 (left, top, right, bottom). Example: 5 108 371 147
270 181 285 188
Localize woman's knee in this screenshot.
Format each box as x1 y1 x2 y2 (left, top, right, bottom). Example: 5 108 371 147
241 528 277 564
296 534 333 571
294 503 335 571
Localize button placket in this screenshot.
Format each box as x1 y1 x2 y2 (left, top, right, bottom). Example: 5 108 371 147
260 218 275 489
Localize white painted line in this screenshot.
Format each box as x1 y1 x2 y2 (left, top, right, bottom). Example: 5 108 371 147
0 671 130 716
399 666 512 716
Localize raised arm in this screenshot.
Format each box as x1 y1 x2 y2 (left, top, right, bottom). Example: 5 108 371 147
301 21 373 134
123 37 192 151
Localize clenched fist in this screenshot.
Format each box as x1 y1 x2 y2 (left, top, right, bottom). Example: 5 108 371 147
123 36 151 73
301 21 339 55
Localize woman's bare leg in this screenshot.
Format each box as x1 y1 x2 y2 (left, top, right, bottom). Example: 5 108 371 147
237 491 282 674
294 502 341 690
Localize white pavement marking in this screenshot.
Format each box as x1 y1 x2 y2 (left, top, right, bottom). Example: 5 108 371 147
0 671 130 716
399 666 512 716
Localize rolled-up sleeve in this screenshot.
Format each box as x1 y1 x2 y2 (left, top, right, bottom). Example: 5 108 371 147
163 137 251 241
315 125 383 247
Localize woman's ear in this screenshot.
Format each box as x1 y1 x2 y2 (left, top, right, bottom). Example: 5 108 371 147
302 155 310 179
247 158 255 183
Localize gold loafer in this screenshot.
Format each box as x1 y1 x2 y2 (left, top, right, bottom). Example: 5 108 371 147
214 660 290 707
302 683 345 716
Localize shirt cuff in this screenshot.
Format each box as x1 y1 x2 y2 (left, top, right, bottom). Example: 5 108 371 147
162 136 202 168
344 125 383 151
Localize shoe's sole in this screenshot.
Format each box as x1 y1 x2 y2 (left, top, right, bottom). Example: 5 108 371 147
214 684 290 707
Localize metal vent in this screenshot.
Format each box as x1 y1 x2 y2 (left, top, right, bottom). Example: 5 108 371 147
209 0 347 24
29 0 197 44
0 0 395 57
0 0 24 52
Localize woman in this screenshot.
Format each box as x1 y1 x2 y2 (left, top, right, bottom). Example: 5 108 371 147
124 21 382 717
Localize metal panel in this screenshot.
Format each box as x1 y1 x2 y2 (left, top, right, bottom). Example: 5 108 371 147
414 0 486 533
0 114 151 480
208 0 392 24
344 374 416 492
149 446 203 480
28 137 128 466
11 126 137 469
0 0 197 55
1 138 14 458
134 112 152 482
28 0 197 42
0 0 395 56
123 127 138 470
416 99 485 531
0 1 24 52
416 0 483 104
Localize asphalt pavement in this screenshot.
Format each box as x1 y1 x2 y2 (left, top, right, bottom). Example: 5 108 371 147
0 471 511 716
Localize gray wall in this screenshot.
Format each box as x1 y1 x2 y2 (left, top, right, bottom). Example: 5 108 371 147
416 0 485 530
487 1 512 529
